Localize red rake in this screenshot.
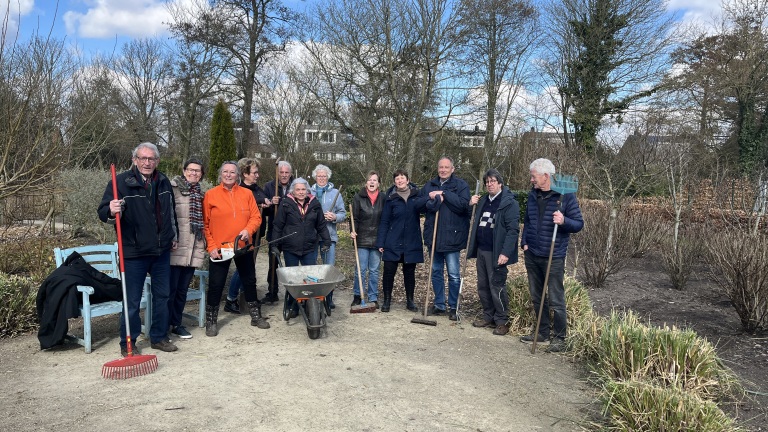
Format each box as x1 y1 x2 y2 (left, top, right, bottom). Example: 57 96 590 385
102 164 158 379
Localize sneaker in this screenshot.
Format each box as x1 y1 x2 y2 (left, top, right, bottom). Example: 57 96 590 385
429 307 446 316
520 333 550 345
547 338 568 353
171 326 192 339
224 299 241 314
472 319 493 328
150 339 178 352
448 309 457 321
120 344 141 357
351 295 361 306
492 324 510 336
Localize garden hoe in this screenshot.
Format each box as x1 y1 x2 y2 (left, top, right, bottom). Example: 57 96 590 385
412 210 439 326
102 164 158 379
455 179 481 325
531 173 578 354
349 204 376 314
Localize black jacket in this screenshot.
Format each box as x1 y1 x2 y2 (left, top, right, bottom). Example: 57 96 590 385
242 181 268 239
36 252 122 350
421 174 471 252
467 187 520 265
97 167 177 258
263 178 294 241
375 184 426 263
351 188 384 249
272 194 331 256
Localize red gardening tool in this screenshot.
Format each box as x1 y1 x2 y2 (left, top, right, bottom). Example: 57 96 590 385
102 164 158 379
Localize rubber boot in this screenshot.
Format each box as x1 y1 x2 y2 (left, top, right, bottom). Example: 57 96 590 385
248 301 270 329
381 286 392 313
326 290 335 309
205 304 219 337
405 285 418 312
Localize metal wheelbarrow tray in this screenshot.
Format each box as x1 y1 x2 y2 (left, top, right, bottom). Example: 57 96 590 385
276 264 345 339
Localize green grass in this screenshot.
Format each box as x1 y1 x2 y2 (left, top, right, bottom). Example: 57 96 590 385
0 273 38 338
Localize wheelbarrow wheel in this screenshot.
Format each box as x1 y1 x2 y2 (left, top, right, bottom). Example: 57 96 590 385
306 297 323 340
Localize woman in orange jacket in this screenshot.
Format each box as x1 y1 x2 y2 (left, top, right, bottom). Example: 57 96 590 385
202 161 267 336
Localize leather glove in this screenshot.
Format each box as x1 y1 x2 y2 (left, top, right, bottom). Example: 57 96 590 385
270 246 280 256
320 245 330 254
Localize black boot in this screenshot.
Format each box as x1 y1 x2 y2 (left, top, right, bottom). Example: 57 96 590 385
351 295 361 306
247 301 270 329
405 285 418 311
224 298 241 314
260 286 279 304
205 305 219 337
326 290 335 309
381 287 392 313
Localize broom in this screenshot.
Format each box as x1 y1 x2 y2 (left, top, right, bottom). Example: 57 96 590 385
531 173 578 354
411 210 439 326
455 179 481 324
102 164 159 379
349 204 376 314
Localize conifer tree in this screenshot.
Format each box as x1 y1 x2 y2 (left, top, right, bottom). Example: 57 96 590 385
208 99 237 182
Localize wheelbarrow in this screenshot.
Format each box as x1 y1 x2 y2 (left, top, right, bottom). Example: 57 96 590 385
276 259 345 339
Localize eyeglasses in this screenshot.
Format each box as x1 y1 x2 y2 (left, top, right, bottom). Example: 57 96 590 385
485 179 499 185
135 156 158 163
246 171 259 175
185 168 202 173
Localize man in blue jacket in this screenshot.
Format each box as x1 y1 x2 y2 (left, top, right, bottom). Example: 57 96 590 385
421 157 470 319
520 158 583 352
467 169 519 335
97 142 179 356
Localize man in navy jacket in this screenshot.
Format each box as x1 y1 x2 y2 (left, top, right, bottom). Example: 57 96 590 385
467 169 519 335
421 157 470 319
520 158 583 352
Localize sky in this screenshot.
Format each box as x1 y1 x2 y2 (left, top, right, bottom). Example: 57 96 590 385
4 0 725 57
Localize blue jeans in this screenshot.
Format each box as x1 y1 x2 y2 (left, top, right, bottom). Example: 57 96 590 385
524 250 566 339
121 250 171 346
353 247 381 301
317 240 336 265
282 250 319 310
168 265 195 328
431 250 461 311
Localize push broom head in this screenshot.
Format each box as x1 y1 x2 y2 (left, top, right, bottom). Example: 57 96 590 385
350 301 376 314
102 353 158 379
411 316 437 326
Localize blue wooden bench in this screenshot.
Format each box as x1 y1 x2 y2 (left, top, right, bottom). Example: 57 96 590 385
53 244 208 353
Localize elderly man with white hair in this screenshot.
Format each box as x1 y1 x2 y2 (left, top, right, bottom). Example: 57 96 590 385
520 158 583 352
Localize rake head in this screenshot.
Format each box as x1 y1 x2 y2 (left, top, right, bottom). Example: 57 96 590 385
552 174 578 195
102 354 158 379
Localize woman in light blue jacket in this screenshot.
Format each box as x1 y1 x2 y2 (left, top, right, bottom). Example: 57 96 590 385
310 164 346 308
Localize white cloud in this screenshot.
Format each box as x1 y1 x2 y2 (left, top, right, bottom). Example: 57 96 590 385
667 0 724 34
1 0 35 32
63 0 172 39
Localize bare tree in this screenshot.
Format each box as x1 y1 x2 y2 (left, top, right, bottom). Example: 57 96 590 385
168 0 297 158
111 38 172 146
297 0 463 179
455 0 539 169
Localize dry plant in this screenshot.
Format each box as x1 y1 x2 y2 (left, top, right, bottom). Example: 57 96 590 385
660 227 703 290
0 273 37 338
573 201 666 288
704 227 768 334
506 275 592 337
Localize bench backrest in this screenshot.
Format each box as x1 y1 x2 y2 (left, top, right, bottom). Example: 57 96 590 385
53 243 120 278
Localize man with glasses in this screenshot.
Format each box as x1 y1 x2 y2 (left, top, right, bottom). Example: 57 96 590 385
98 142 179 356
420 156 470 320
467 169 520 336
261 160 294 304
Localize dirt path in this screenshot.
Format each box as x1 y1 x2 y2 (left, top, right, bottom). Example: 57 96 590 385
0 283 592 431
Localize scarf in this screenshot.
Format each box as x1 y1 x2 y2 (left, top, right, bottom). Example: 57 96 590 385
367 190 378 206
315 183 330 203
186 179 204 240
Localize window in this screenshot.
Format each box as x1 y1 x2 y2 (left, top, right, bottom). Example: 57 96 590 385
321 132 335 143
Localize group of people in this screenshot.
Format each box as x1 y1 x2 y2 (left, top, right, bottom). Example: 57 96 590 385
99 142 583 356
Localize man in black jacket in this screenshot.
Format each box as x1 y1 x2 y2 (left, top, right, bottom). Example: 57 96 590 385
421 157 470 319
261 160 294 304
467 169 520 336
98 142 179 356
